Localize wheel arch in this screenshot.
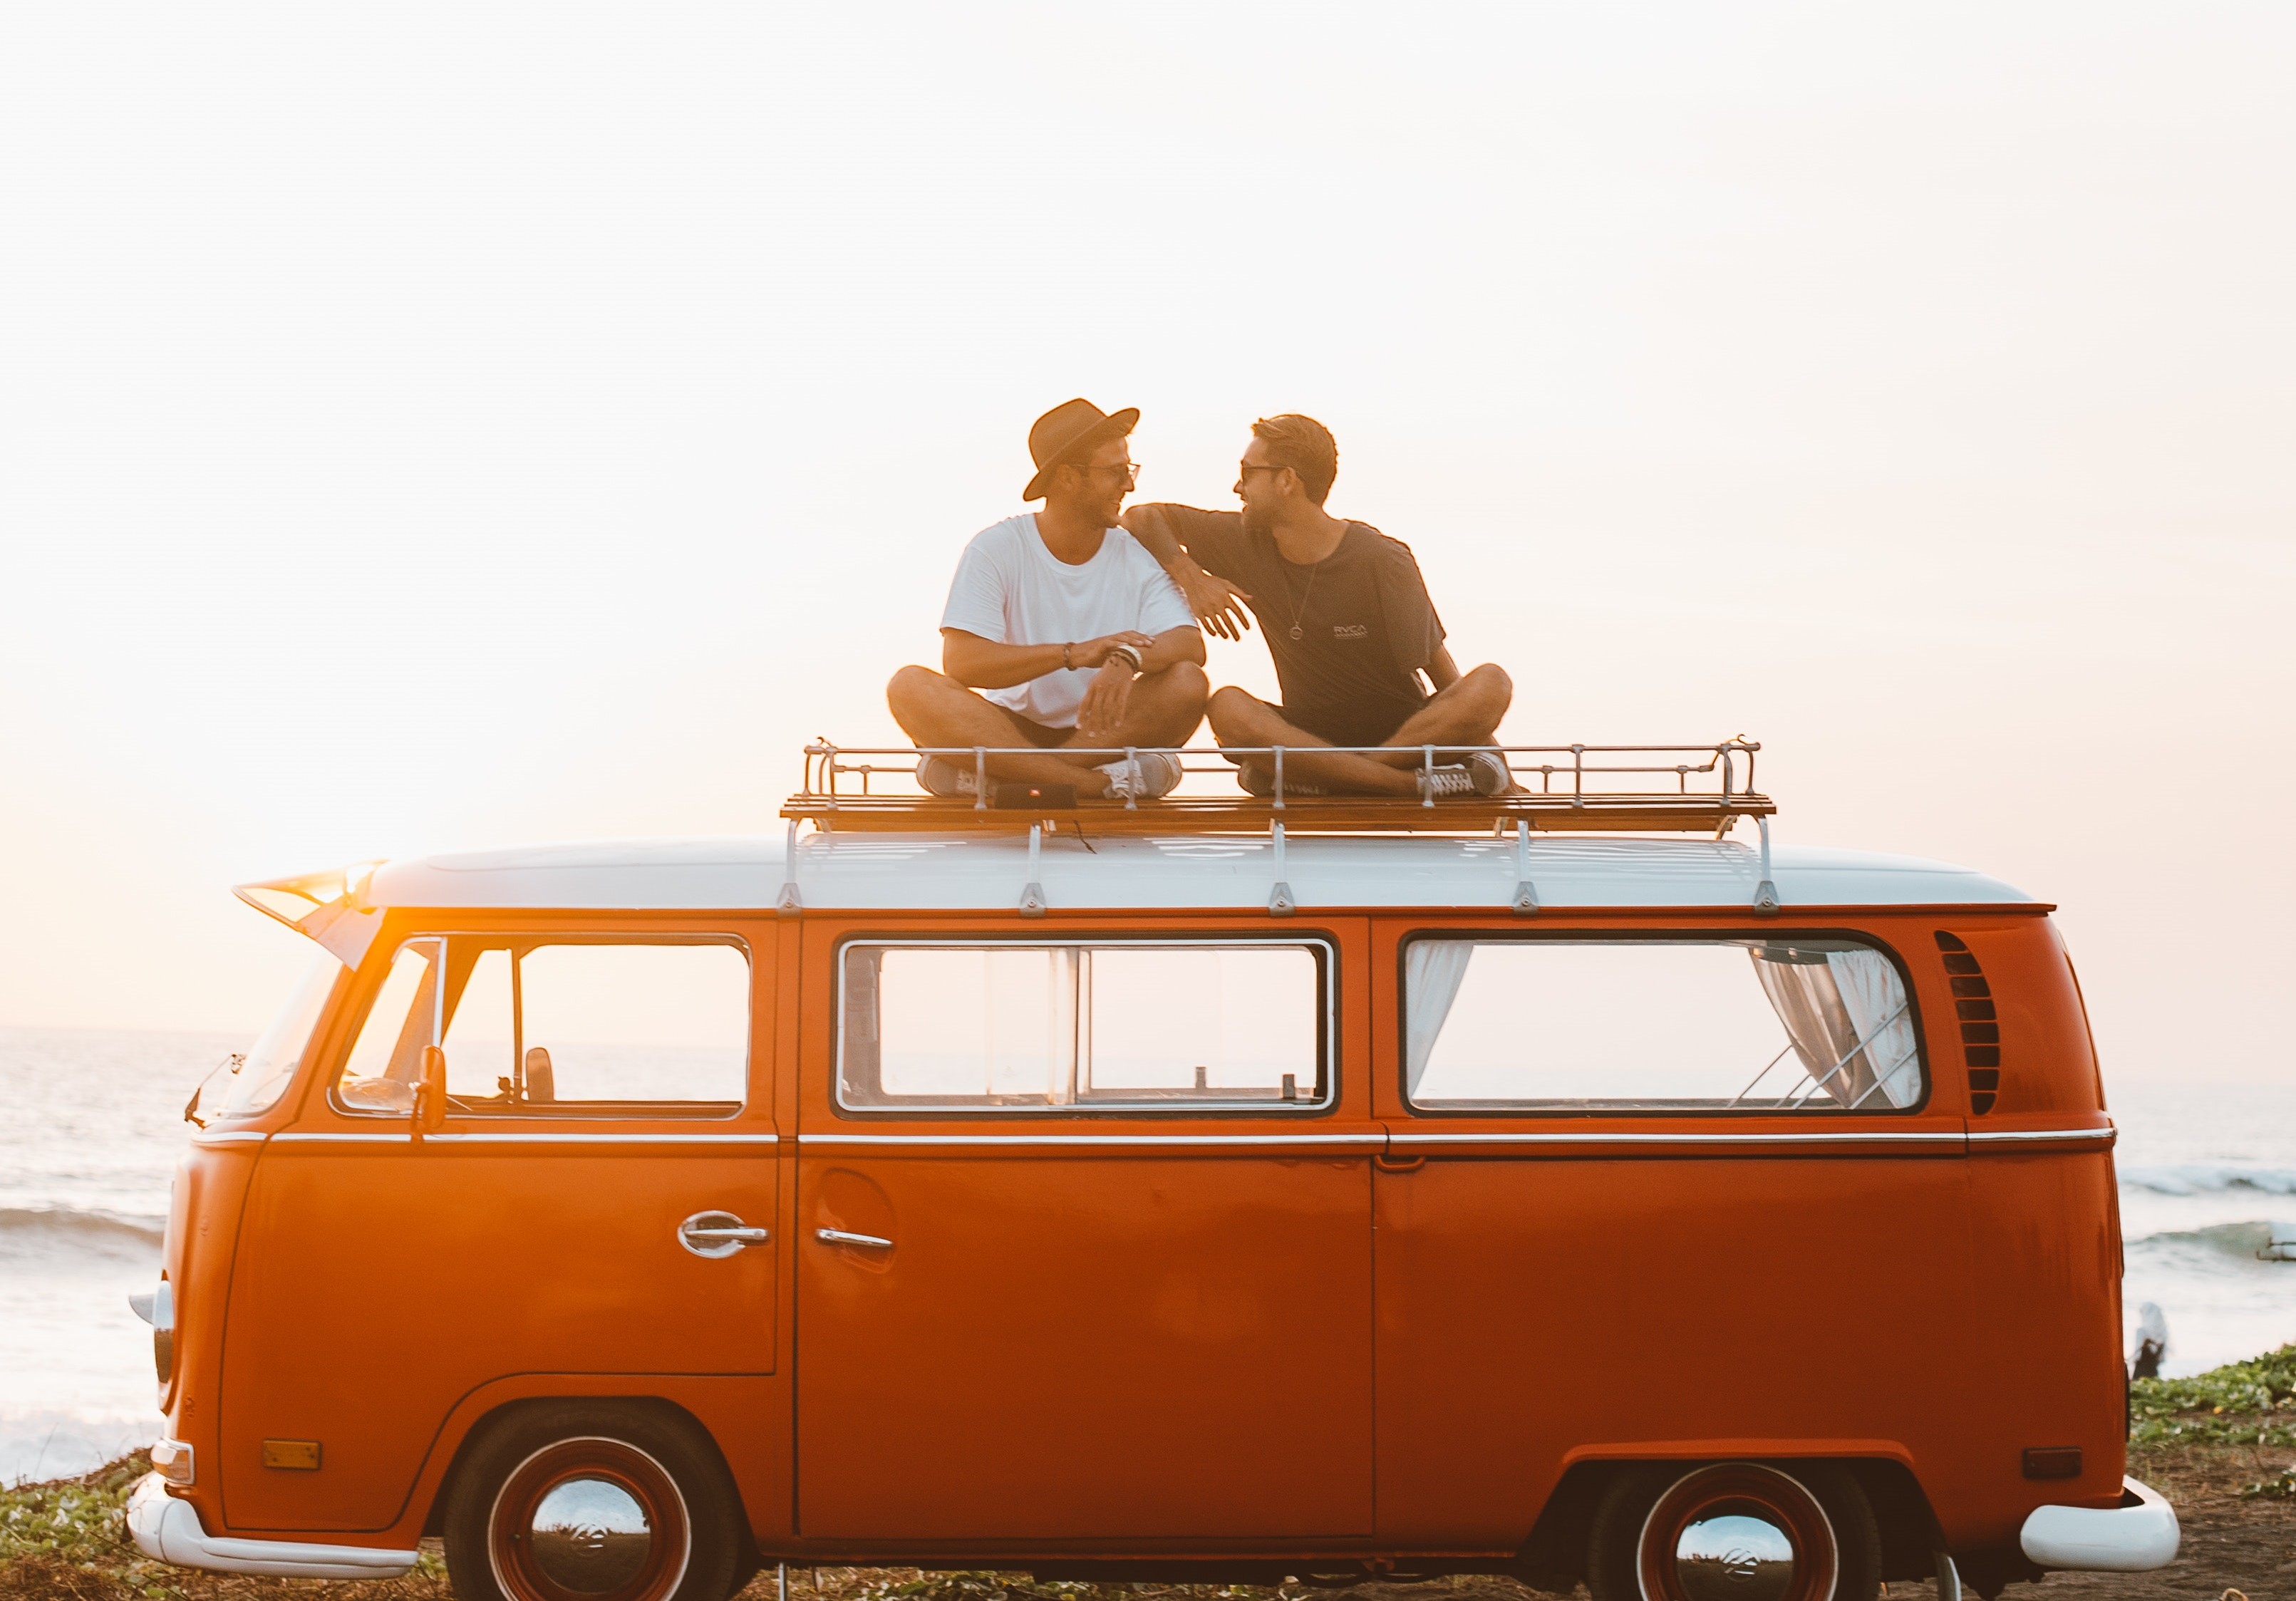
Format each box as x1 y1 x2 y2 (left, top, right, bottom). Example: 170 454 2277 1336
1516 1450 1941 1590
420 1392 747 1545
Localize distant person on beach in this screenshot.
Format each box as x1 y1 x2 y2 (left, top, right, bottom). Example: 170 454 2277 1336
2131 1301 2168 1379
888 399 1207 801
1122 414 1513 799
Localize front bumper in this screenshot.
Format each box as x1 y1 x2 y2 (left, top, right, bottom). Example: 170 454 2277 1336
2019 1475 2180 1572
125 1473 418 1580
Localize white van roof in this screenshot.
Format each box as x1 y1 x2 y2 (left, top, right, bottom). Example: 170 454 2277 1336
357 834 2035 914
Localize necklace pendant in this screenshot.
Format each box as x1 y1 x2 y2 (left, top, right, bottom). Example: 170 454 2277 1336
1288 625 1304 641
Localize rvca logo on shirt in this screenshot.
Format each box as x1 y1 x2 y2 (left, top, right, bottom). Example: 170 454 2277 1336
1332 623 1369 638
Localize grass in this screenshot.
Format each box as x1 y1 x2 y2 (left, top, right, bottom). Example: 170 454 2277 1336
0 1453 450 1601
2129 1342 2296 1448
8 1348 2294 1597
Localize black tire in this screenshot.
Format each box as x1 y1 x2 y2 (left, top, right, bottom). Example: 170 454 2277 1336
1586 1460 1880 1601
443 1401 745 1601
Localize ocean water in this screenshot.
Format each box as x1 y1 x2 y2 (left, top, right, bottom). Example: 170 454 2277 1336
3 1027 2292 1485
0 1027 239 1487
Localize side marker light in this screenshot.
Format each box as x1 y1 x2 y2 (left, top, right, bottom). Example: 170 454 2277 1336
2023 1446 2083 1480
150 1440 195 1486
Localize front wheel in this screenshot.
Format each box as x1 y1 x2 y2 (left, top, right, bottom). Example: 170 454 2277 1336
443 1402 744 1601
1586 1461 1880 1601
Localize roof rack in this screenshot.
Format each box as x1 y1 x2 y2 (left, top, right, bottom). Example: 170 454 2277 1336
782 738 1769 837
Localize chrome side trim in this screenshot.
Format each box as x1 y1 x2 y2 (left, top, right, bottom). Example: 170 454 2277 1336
190 1131 268 1146
270 1133 405 1144
798 1131 1386 1148
1969 1126 2116 1144
428 1131 779 1145
1386 1130 1962 1146
270 1131 778 1146
128 1475 417 1579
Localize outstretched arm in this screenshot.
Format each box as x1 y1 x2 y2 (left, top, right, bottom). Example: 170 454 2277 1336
1122 505 1256 642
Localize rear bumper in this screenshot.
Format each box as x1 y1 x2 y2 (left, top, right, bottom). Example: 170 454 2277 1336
2019 1475 2180 1572
125 1473 418 1580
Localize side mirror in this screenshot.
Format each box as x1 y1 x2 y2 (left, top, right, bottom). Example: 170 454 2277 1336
413 1045 449 1140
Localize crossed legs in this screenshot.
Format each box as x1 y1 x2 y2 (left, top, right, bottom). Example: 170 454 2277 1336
886 663 1209 799
1206 663 1513 796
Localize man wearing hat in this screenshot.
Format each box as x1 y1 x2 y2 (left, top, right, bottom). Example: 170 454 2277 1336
886 399 1207 800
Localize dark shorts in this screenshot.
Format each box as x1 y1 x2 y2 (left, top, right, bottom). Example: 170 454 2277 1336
993 705 1077 750
1274 698 1424 752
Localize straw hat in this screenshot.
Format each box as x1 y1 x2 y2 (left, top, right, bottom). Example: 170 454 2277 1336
1023 398 1139 501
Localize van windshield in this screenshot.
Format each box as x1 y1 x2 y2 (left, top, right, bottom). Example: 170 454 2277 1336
213 953 346 1119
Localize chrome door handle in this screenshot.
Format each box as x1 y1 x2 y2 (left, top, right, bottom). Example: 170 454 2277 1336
678 1211 772 1259
815 1227 893 1250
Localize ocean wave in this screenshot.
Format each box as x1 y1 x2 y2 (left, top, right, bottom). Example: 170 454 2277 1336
0 1206 165 1248
2126 1219 2291 1262
2121 1164 2296 1198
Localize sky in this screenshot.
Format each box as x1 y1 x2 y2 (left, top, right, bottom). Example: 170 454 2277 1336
0 4 2290 1084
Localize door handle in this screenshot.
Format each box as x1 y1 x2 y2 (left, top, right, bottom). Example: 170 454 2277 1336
815 1227 894 1250
678 1211 772 1259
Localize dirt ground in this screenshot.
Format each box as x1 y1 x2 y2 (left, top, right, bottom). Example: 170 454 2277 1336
723 1440 2296 1601
715 1440 2296 1601
3 1440 2287 1600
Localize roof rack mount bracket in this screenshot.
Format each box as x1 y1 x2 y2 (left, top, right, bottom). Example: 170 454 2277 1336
776 820 803 915
1268 819 1295 917
1754 815 1780 916
1511 819 1539 915
1018 822 1047 917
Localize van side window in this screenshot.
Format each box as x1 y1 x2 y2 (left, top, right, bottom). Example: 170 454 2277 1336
1402 936 1924 1113
334 937 750 1116
839 940 1329 1112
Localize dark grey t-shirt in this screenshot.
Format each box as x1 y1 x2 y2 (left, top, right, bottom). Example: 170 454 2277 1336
1143 504 1447 747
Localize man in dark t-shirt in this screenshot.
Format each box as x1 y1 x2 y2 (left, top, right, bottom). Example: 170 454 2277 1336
1123 414 1513 798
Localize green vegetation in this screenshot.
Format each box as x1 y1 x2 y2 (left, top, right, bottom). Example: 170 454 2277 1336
2129 1342 2296 1447
2240 1463 2296 1500
1 1452 170 1600
1 1453 150 1570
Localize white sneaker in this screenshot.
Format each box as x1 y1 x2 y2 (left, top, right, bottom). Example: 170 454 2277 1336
1097 751 1182 802
1415 753 1514 800
1416 763 1479 800
916 755 980 798
1235 761 1330 799
1462 750 1514 796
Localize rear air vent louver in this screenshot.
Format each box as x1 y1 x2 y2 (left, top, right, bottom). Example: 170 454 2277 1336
1935 931 1999 1114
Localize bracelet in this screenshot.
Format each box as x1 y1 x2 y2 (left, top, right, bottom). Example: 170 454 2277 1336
1107 643 1144 673
1062 641 1072 670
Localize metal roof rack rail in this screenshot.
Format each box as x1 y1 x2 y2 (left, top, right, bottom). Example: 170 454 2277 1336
782 737 1770 838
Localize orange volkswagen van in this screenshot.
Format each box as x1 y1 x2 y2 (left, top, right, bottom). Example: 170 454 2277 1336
128 742 2176 1601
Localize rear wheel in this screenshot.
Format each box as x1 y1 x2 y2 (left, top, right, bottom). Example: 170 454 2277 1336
444 1403 743 1601
1586 1461 1879 1601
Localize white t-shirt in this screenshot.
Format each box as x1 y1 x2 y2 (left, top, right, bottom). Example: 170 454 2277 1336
939 514 1196 728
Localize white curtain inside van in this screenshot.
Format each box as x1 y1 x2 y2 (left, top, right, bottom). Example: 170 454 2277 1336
1750 945 1919 1109
1404 941 1474 1097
